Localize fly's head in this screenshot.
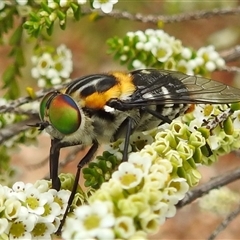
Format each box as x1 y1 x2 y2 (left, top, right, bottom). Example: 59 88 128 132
39 91 82 139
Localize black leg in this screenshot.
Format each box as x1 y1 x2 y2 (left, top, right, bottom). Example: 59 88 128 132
50 138 78 190
122 117 134 161
143 107 172 124
50 138 61 191
56 140 99 235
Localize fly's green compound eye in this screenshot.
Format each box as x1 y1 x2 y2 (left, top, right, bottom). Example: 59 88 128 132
48 94 81 135
39 92 55 121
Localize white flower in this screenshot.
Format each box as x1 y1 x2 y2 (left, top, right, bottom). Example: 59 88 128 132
36 53 53 76
232 110 240 129
199 187 240 216
16 0 28 5
208 135 220 150
148 36 159 47
139 213 160 234
114 216 136 239
50 189 71 215
56 44 72 59
126 31 134 38
39 192 61 223
7 214 38 240
47 0 58 9
130 132 153 151
92 0 118 13
205 61 216 71
112 162 144 189
151 42 173 62
132 59 146 69
181 47 192 59
128 152 152 176
151 201 168 224
63 201 115 240
78 0 87 4
12 181 28 192
167 178 189 200
215 58 225 68
0 1 5 10
136 42 144 50
59 0 68 7
37 78 46 88
192 104 214 122
120 55 127 61
0 98 7 107
177 59 194 75
31 220 56 240
0 218 8 234
142 42 153 52
134 30 146 42
50 77 62 85
4 199 22 220
31 67 40 79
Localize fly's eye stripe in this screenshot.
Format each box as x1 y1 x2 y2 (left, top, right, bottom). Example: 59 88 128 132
40 92 81 135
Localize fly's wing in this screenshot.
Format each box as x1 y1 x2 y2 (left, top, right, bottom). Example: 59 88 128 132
121 69 240 107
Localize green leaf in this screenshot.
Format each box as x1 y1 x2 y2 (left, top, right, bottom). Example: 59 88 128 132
46 22 54 36
72 4 81 20
4 80 20 99
15 48 25 67
2 65 16 87
56 10 66 20
41 2 52 14
9 25 23 46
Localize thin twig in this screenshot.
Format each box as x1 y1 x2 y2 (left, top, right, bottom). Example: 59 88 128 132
0 84 65 114
27 155 49 170
59 146 85 170
0 115 39 144
42 146 84 179
208 204 240 240
177 167 240 208
222 65 240 74
220 45 240 62
82 6 240 24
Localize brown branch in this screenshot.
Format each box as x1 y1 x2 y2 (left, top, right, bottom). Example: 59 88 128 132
0 84 66 114
177 167 240 208
220 45 240 62
82 6 240 24
0 115 39 144
208 205 240 240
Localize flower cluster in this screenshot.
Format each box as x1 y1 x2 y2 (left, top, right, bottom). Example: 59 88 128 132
0 0 28 9
31 44 73 88
199 187 240 216
107 29 225 75
64 151 189 239
0 98 39 148
69 103 240 239
0 176 86 240
2 103 240 239
57 0 118 13
92 0 118 13
23 0 118 37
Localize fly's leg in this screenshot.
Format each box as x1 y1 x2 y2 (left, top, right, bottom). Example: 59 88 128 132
142 107 172 124
122 117 134 161
50 138 62 190
55 140 99 235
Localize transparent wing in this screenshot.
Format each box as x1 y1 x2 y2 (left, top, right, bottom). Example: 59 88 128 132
121 69 240 107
